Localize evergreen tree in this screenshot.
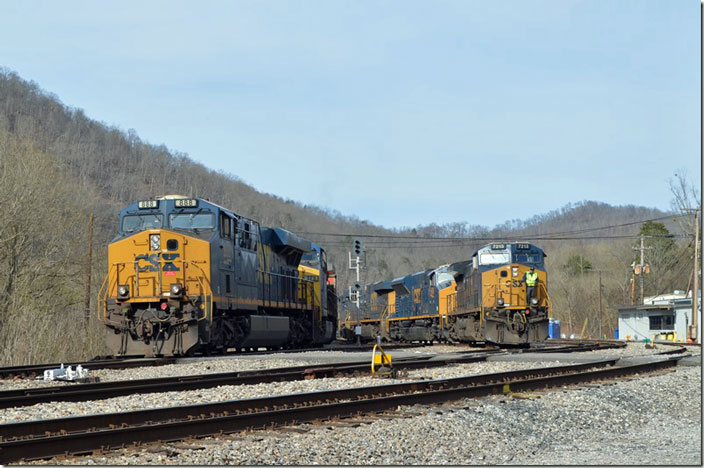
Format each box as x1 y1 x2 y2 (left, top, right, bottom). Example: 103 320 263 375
563 255 593 276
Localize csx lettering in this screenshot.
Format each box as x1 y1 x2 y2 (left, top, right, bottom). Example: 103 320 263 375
162 253 180 272
504 280 524 288
136 254 160 272
136 253 181 272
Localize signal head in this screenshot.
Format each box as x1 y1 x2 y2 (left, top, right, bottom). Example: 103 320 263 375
353 239 363 255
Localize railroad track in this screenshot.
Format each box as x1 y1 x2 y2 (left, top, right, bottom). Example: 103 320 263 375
0 342 431 380
0 342 629 408
0 339 624 381
0 357 176 379
516 340 626 353
0 350 503 409
0 355 682 464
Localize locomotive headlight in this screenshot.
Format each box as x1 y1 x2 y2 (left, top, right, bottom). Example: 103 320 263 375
150 234 161 251
170 283 184 297
531 298 539 306
497 298 505 307
117 285 129 299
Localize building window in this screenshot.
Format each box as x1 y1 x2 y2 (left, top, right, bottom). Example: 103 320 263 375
649 315 674 330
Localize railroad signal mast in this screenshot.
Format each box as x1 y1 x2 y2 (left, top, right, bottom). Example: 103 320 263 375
348 239 363 308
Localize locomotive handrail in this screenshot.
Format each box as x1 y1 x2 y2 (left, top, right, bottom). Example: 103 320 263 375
343 308 352 330
446 292 458 314
380 305 390 335
98 263 123 323
441 292 458 331
483 284 498 324
180 260 213 323
258 269 315 310
97 266 111 322
538 282 553 319
98 263 129 326
100 258 213 323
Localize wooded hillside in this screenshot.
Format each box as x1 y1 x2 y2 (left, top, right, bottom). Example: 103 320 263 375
0 69 698 364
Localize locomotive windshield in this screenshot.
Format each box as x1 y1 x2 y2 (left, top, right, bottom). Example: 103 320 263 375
169 213 215 230
122 214 163 233
435 271 455 288
479 251 510 265
514 253 542 264
301 250 320 268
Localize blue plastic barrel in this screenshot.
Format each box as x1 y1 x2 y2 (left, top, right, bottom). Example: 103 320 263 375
548 319 561 339
614 329 619 339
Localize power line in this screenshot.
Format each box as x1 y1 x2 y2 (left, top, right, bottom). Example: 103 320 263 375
526 213 689 238
295 213 692 243
312 234 689 250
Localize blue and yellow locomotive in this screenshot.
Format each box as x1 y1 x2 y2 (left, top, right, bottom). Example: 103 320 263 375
447 242 550 345
100 196 337 356
340 264 457 342
340 242 550 346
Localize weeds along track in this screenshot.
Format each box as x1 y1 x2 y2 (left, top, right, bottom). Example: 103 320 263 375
0 355 682 464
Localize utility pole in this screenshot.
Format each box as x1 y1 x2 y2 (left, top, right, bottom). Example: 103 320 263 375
632 235 651 304
84 214 94 329
630 270 636 305
680 208 701 343
639 235 645 304
691 209 700 342
598 270 603 339
586 269 608 339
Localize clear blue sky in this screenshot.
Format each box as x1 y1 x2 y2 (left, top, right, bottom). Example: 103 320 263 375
1 0 700 228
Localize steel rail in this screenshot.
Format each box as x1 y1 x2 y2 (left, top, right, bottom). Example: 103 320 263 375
0 343 431 380
516 342 624 353
0 340 616 380
0 341 626 408
0 352 500 409
0 357 176 379
0 356 680 463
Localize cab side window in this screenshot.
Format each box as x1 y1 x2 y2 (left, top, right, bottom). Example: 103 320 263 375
220 213 232 238
238 221 252 250
250 221 259 251
244 222 251 249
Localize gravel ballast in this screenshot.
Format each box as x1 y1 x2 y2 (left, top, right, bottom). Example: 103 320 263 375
27 364 700 465
0 360 562 424
2 342 699 465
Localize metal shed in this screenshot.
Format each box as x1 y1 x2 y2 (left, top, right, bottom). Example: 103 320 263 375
613 291 701 343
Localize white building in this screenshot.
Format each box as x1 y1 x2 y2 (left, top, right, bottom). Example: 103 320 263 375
614 290 701 344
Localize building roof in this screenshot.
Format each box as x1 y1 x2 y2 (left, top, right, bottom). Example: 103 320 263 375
612 303 674 312
612 290 701 312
